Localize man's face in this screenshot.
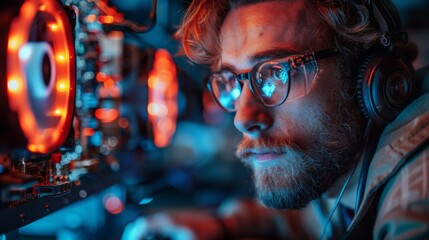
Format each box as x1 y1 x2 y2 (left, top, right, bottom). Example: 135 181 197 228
219 1 364 209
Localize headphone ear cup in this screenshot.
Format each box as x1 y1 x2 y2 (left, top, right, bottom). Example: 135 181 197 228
356 54 415 125
356 56 374 121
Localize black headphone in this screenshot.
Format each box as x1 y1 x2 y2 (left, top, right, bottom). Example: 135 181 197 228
356 0 416 125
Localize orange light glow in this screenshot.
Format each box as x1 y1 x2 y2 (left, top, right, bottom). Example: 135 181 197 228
104 79 114 89
49 23 59 31
8 36 22 51
54 108 63 116
39 4 46 11
96 72 108 82
95 108 119 123
148 76 157 88
28 143 47 153
86 14 97 23
82 128 95 136
56 81 67 92
56 53 66 62
148 49 178 148
28 144 37 152
98 15 115 24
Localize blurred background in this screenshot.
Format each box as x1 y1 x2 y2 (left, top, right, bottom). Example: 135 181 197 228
0 0 428 239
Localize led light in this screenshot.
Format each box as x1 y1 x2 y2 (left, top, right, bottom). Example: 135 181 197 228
49 23 59 31
18 44 32 60
7 78 20 93
8 36 22 51
56 53 66 62
56 80 67 92
54 108 63 116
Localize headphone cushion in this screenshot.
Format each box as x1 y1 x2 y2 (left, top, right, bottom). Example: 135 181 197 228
356 55 375 120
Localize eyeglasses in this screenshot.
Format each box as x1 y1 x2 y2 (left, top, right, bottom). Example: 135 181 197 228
206 48 337 112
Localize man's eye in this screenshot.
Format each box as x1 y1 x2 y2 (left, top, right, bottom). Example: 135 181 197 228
274 68 289 83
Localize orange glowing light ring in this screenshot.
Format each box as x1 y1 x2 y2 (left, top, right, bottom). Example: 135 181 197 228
148 49 178 148
7 0 76 153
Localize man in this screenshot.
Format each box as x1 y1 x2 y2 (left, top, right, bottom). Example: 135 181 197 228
122 0 429 239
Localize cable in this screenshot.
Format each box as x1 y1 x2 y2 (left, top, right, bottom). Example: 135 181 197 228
318 120 376 240
318 162 357 240
354 121 383 214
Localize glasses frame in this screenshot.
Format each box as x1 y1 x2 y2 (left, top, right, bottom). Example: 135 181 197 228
206 48 338 112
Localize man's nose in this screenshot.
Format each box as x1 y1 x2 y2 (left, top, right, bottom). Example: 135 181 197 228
233 84 273 138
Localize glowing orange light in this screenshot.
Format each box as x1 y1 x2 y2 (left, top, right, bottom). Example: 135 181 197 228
148 49 178 148
8 36 21 51
54 108 63 116
28 144 37 152
49 23 59 31
104 79 114 89
86 14 97 23
39 4 46 11
56 81 67 92
7 78 20 93
22 3 34 16
82 128 95 136
148 76 157 88
56 54 66 62
96 72 107 82
98 15 115 24
95 108 119 123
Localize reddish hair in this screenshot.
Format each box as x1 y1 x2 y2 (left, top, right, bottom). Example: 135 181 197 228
176 0 381 76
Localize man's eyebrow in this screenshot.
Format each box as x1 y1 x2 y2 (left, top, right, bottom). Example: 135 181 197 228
219 48 298 73
250 48 298 64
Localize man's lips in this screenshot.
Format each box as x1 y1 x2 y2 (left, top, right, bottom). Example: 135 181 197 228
252 153 284 164
239 149 285 163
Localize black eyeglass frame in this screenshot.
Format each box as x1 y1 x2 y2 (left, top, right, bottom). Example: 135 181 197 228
205 48 338 112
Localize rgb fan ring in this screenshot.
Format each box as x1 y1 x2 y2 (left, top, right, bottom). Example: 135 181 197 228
7 0 76 153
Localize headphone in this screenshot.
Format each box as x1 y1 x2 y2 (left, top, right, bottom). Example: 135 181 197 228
356 0 416 125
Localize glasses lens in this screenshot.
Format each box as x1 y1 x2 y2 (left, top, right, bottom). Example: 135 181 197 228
209 70 242 111
286 56 318 102
252 61 291 106
252 54 319 106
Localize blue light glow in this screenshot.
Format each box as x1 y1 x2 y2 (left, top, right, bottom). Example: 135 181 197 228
262 83 275 97
139 197 153 205
231 88 241 100
18 45 32 60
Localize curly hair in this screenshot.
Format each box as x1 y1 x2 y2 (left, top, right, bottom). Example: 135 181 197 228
175 0 391 79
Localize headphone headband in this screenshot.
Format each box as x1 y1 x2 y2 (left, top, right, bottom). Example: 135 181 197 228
363 0 408 48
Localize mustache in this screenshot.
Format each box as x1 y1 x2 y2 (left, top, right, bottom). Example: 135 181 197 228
235 136 298 159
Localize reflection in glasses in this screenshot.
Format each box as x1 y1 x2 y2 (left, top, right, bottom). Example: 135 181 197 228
206 48 337 112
